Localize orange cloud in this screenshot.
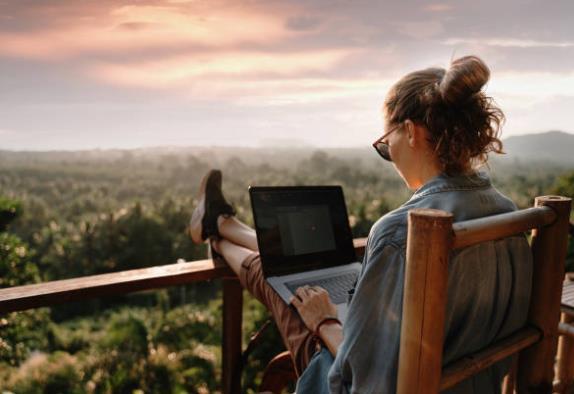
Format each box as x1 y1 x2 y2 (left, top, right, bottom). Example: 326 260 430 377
91 49 355 88
87 45 396 105
0 3 292 60
220 77 394 105
424 3 453 12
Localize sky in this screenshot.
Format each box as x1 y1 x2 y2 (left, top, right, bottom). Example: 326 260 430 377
1 0 573 150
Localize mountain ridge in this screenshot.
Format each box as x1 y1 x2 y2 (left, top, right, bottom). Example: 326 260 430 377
1 130 573 165
501 130 574 164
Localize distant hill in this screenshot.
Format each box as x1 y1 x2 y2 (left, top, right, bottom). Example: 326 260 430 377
502 131 574 165
1 130 573 167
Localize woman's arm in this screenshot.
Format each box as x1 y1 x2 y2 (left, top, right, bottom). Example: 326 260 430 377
291 285 343 357
328 242 405 393
317 321 343 357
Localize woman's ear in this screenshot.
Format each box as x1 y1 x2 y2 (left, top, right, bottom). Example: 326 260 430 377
404 120 416 148
405 121 429 149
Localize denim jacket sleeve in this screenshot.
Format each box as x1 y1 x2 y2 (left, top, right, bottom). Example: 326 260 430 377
328 241 405 394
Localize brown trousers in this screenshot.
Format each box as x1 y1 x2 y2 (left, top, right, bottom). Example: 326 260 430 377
238 252 319 376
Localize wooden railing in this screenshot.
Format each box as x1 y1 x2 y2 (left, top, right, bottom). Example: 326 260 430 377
0 237 367 393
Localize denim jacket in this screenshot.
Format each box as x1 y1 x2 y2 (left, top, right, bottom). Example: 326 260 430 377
297 171 533 394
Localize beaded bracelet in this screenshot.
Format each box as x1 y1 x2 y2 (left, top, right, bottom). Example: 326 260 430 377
314 316 342 340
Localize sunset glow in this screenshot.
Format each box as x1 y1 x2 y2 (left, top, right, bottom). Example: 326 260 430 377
1 0 573 150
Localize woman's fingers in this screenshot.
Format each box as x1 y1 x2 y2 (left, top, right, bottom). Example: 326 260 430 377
291 285 339 332
297 285 328 300
300 285 317 297
294 285 332 310
295 286 308 299
291 295 302 307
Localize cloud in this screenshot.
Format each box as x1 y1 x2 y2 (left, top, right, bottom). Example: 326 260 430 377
285 15 322 31
0 3 293 60
219 77 393 106
423 3 453 12
2 0 574 150
90 49 357 89
489 71 574 98
398 21 444 39
444 38 574 48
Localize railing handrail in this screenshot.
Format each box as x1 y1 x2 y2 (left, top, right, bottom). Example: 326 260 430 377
0 258 231 314
0 238 368 314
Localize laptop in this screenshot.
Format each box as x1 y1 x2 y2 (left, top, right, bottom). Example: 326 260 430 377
249 185 361 322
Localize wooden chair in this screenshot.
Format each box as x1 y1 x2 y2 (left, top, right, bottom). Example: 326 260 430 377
554 223 574 394
398 195 571 393
250 195 572 393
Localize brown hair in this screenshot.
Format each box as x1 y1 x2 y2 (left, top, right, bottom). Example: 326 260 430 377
384 55 504 175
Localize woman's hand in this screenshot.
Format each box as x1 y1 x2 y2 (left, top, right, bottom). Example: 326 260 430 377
291 285 338 333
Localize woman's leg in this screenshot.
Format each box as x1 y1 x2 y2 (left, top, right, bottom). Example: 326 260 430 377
218 216 258 251
214 237 253 276
189 170 317 373
211 215 258 276
212 228 318 376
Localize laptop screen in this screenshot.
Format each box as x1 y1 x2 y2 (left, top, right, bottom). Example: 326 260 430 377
249 186 357 277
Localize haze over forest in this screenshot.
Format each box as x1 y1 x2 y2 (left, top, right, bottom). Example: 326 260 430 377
2 130 574 165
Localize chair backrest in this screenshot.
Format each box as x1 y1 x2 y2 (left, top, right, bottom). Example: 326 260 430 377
396 195 572 394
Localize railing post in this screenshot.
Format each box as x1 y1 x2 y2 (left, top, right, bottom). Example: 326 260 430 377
518 196 572 393
397 208 453 394
222 277 243 394
556 312 574 393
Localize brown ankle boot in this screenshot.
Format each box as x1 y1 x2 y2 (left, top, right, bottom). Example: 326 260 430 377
189 169 235 243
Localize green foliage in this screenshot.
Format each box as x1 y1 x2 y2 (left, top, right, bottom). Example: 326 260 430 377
0 232 39 288
153 304 220 349
552 171 574 200
0 198 52 368
0 309 52 367
6 351 84 394
3 306 221 393
0 196 22 231
89 314 153 392
550 171 574 271
103 315 149 355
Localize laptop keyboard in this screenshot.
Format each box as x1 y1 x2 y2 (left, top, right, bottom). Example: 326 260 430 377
285 272 358 304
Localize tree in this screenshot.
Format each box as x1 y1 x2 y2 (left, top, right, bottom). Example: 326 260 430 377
0 196 52 367
551 171 574 272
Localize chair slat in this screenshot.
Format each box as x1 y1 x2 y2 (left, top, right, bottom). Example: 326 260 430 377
452 206 555 249
440 327 541 391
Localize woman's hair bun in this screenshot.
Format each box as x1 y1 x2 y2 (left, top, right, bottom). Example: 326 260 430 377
439 56 490 106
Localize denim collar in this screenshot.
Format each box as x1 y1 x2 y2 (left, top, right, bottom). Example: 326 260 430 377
409 171 491 201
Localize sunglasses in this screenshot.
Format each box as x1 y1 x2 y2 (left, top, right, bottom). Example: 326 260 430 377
372 123 402 162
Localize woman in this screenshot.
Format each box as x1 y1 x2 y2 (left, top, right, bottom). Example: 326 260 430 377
189 55 532 393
